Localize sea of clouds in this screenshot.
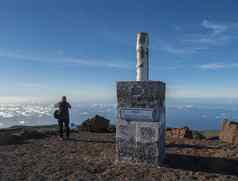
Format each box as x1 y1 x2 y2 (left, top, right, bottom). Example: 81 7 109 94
0 100 237 130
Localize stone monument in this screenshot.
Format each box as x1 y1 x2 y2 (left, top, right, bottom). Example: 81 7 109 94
116 32 166 165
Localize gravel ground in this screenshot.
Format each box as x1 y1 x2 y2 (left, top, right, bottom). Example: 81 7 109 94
0 131 238 181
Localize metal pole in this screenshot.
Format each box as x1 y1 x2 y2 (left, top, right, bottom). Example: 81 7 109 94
136 32 149 81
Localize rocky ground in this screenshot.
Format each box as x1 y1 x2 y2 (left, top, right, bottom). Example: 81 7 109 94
0 127 238 181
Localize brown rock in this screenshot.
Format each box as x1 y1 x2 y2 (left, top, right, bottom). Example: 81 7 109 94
79 115 110 133
166 127 193 139
219 120 238 144
107 124 116 133
192 131 206 140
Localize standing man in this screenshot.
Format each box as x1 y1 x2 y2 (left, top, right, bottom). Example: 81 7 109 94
55 96 72 139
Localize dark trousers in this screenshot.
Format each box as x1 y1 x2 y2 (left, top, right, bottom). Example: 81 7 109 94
58 119 70 138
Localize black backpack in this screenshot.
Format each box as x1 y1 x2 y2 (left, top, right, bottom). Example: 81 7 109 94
54 110 61 119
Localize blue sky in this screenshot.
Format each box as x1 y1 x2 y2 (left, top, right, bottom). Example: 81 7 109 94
0 0 238 103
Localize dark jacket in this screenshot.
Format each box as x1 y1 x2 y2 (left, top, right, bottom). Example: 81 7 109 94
55 101 71 121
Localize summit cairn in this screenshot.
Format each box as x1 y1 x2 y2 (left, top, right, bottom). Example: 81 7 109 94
116 33 166 165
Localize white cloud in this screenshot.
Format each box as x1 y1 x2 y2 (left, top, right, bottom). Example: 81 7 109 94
0 96 48 104
200 63 238 70
20 83 47 88
160 44 208 54
0 50 131 70
162 46 188 54
178 20 237 50
200 63 225 70
66 58 131 69
160 20 233 55
202 20 227 36
168 86 238 98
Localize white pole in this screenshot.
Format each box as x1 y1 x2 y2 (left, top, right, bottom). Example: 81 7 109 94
136 32 149 81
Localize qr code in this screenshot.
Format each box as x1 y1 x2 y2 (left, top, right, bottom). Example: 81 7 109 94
140 127 156 141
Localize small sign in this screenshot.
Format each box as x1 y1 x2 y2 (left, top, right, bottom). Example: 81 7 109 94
119 108 158 122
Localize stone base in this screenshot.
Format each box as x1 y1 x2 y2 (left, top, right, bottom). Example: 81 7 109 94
116 119 165 165
116 81 166 166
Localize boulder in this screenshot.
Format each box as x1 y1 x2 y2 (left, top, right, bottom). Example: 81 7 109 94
79 115 110 133
219 120 238 144
192 131 206 140
166 127 193 139
107 124 116 133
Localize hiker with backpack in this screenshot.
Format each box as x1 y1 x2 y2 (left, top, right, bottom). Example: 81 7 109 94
54 96 72 139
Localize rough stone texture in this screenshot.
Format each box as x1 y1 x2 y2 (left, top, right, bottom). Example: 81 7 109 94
117 81 165 108
219 120 238 144
79 115 110 133
116 81 166 165
166 127 193 139
116 120 165 164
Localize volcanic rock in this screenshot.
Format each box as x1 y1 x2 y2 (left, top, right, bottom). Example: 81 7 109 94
107 124 116 133
192 131 206 140
0 125 238 180
79 115 110 133
219 120 238 144
166 127 193 139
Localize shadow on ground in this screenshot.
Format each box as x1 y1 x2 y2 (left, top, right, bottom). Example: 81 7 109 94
67 137 115 144
167 143 220 149
164 153 238 176
63 136 238 176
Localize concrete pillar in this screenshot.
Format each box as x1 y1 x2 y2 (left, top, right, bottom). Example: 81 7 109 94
116 81 166 165
136 32 149 81
116 32 166 166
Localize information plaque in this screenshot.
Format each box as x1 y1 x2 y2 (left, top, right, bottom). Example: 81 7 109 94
119 108 159 122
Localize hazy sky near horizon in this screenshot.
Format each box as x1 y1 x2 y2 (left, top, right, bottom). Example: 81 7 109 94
0 0 238 103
